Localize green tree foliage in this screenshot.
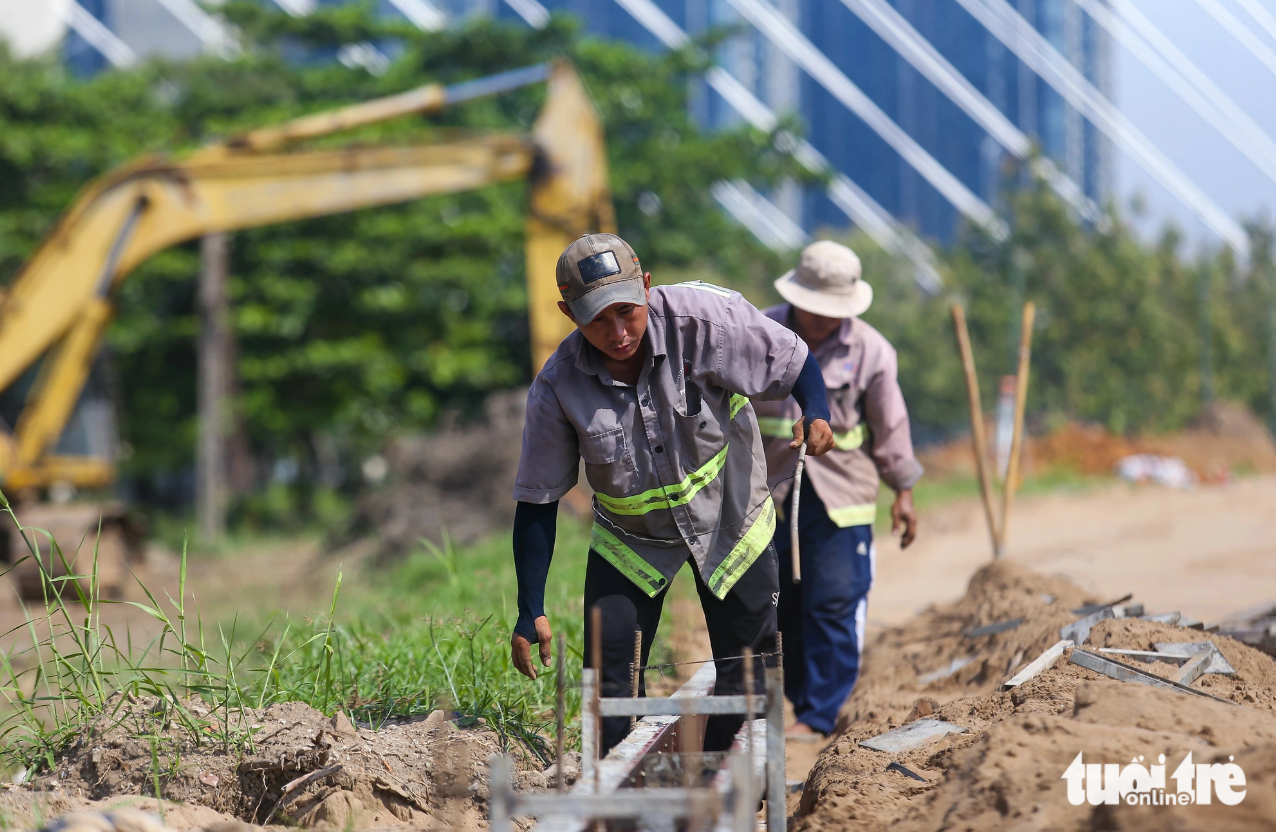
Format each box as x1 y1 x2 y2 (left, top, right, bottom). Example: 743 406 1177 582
2 11 1273 519
0 8 797 497
854 177 1275 439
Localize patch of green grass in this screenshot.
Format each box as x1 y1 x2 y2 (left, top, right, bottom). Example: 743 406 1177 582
0 497 598 778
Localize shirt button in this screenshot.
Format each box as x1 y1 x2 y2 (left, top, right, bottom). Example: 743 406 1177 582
640 397 650 407
654 445 664 454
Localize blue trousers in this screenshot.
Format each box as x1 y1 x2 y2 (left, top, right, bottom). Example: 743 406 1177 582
774 476 874 735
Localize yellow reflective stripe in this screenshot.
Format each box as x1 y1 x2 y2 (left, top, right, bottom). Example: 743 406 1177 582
708 497 776 599
590 523 668 597
833 422 868 451
756 417 794 439
730 393 749 418
826 502 877 528
755 419 868 450
596 445 730 516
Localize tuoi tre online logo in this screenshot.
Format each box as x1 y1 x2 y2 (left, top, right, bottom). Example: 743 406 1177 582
1062 752 1246 807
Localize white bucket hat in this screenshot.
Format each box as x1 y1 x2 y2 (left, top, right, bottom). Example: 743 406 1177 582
773 240 872 318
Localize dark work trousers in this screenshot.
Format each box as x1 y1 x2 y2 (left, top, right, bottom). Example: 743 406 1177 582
582 544 779 756
774 475 875 735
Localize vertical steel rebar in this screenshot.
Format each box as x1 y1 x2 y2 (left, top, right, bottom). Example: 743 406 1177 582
630 630 642 731
742 647 755 764
556 631 566 792
591 605 603 802
765 665 787 832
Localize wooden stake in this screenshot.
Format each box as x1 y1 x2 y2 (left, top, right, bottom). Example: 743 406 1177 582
197 232 231 542
951 304 1000 558
997 302 1035 556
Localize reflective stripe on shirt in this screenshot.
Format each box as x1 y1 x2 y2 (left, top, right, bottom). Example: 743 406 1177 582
756 418 868 451
707 496 776 599
590 522 669 597
596 445 729 516
826 502 878 528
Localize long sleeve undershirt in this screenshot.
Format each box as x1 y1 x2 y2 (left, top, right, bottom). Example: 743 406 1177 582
511 353 828 641
791 350 831 430
513 499 558 642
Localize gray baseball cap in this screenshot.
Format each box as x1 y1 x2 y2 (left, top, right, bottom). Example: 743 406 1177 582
556 233 647 324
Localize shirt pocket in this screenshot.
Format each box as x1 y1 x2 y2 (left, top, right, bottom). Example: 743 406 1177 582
674 386 727 467
580 428 640 495
827 383 863 434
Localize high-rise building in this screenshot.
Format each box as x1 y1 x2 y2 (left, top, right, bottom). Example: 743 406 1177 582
4 0 1112 244
530 0 1113 242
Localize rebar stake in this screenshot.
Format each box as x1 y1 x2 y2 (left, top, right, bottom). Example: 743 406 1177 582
590 604 603 802
630 630 642 731
556 630 566 792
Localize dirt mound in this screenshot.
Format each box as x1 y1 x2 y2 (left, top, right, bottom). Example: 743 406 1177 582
348 390 527 557
797 562 1276 831
23 698 540 830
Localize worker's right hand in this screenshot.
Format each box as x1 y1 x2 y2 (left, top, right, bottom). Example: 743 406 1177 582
511 616 553 680
791 417 835 456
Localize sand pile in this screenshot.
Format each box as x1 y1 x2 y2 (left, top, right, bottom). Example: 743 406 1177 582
17 698 546 831
797 561 1276 832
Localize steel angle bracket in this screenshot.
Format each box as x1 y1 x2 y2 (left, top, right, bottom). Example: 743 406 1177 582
1068 649 1237 705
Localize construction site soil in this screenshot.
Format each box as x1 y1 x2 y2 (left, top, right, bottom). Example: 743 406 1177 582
11 701 548 831
795 561 1276 832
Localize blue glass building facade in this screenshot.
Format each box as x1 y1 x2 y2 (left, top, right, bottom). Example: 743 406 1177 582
48 0 1113 244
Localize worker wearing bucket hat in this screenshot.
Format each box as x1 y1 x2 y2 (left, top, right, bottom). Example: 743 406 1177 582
755 240 924 738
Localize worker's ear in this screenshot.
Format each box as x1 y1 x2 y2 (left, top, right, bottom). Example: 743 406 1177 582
557 300 578 325
643 272 651 297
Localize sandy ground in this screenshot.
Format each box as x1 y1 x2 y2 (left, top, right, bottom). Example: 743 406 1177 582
773 474 1276 790
871 474 1276 630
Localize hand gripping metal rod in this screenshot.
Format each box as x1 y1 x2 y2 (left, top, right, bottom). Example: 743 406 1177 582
790 441 807 583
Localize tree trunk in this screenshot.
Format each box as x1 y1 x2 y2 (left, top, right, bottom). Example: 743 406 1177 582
198 232 230 542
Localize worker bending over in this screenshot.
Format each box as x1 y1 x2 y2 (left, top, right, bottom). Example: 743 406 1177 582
510 232 834 754
755 240 922 738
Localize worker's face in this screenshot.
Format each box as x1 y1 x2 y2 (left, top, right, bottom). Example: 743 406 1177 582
793 307 844 346
559 273 652 362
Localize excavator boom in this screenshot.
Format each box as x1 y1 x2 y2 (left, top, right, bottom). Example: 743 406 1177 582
0 62 612 492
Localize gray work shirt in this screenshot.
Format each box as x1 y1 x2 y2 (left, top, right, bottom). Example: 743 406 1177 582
513 282 808 599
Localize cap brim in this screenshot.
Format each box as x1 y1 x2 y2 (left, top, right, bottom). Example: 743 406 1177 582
773 270 873 318
567 277 648 324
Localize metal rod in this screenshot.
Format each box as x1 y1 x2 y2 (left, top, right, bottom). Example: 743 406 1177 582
489 754 513 832
741 648 755 767
598 695 755 717
997 301 1035 555
764 667 787 832
631 630 642 731
590 605 603 798
789 443 806 583
775 631 784 672
579 669 596 788
951 303 1000 558
731 753 753 832
556 631 566 792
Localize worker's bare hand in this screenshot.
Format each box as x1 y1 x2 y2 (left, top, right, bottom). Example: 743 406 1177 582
891 489 918 549
511 616 553 680
791 418 835 456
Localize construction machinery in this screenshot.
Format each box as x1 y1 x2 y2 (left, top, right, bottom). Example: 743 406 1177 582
0 61 613 596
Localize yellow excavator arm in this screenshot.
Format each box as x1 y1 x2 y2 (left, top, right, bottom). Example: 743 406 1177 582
0 62 613 492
